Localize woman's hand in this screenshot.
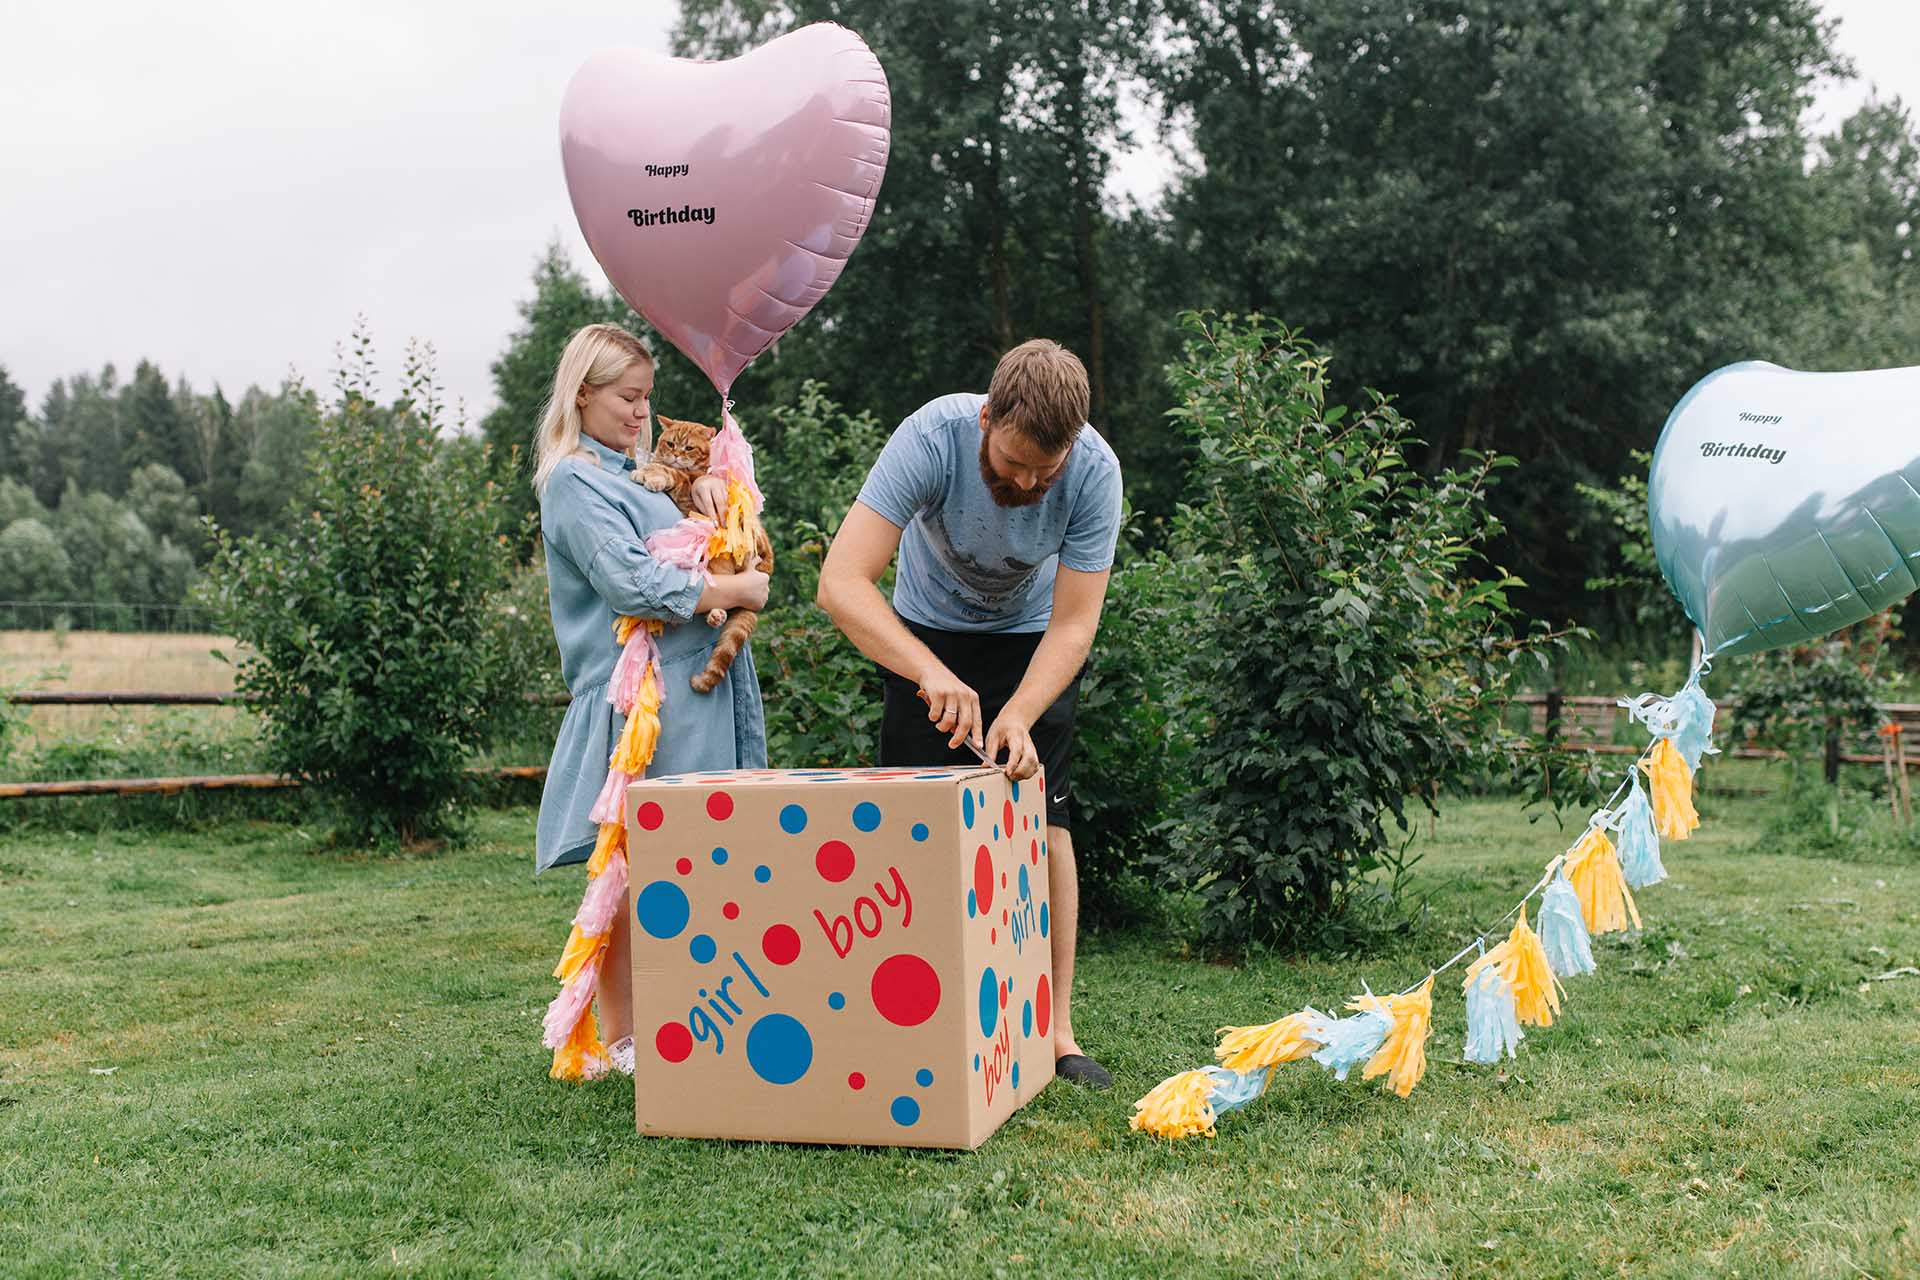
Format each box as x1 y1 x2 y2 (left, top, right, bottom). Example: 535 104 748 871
690 475 728 520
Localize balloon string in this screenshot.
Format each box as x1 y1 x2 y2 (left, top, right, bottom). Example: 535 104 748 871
1392 659 1706 997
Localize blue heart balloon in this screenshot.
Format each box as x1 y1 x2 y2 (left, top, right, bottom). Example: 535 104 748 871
1650 360 1920 658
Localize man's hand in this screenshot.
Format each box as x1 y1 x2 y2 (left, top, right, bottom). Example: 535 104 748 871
984 711 1040 781
690 475 728 520
916 666 983 752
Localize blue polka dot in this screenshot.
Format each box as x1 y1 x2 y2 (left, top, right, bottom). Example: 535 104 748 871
711 846 728 865
973 1054 981 1072
915 772 949 780
754 864 772 884
911 823 929 842
1011 780 1020 802
690 934 717 964
1012 1062 1021 1090
1023 1000 1033 1037
978 967 999 1037
1040 902 1050 938
967 889 977 919
916 1068 933 1087
1042 840 1048 858
1018 865 1030 899
827 991 846 1010
962 790 975 828
779 804 808 834
993 825 1000 841
852 801 882 832
890 1095 920 1126
977 789 987 810
635 880 690 940
745 1014 813 1085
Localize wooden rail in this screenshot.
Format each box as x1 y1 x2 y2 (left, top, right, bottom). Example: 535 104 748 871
0 765 548 800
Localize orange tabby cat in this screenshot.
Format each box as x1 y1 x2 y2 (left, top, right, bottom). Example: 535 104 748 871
638 415 773 694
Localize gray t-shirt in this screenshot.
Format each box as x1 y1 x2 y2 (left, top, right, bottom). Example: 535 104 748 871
855 392 1123 633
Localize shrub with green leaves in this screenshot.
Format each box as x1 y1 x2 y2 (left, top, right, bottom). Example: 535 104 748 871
199 326 525 843
1157 312 1570 950
746 381 891 767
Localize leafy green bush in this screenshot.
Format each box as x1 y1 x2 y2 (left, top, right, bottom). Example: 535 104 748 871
1072 534 1204 927
198 326 526 844
747 381 891 767
1729 613 1901 800
1156 312 1570 950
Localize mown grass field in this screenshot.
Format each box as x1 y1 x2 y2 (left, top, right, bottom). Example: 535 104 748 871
2 791 1916 1278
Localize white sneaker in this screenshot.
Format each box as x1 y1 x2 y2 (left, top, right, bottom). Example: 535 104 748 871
607 1036 635 1077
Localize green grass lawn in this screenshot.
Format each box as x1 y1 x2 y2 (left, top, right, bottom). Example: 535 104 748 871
2 788 1917 1278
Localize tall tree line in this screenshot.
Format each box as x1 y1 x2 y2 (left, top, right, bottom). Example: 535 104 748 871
653 0 1920 631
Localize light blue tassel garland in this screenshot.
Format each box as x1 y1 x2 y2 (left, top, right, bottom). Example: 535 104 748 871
1670 681 1718 772
1204 1065 1272 1118
1463 966 1525 1064
1310 1002 1393 1080
1539 871 1597 977
1613 774 1667 889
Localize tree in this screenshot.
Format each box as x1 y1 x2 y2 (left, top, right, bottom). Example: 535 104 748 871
201 323 528 843
127 463 207 560
0 365 27 485
0 518 74 606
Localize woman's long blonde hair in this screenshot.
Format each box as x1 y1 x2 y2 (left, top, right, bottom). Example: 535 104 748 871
531 323 655 496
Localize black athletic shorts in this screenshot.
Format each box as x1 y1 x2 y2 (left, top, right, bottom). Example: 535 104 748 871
878 619 1083 832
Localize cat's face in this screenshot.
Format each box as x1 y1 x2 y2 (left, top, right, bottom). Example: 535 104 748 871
653 415 715 471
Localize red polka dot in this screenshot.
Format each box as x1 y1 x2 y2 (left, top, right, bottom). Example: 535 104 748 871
761 923 801 966
706 791 734 821
1001 872 1007 889
1023 814 1029 830
636 802 663 831
999 980 1008 1009
815 839 856 883
870 953 942 1026
848 1072 866 1090
990 928 997 943
973 845 994 914
1003 800 1014 837
1030 839 1039 864
675 857 692 875
1001 909 1008 925
1036 975 1052 1037
656 1022 692 1063
722 901 740 920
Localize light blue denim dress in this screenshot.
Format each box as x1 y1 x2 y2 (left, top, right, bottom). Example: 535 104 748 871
535 433 768 872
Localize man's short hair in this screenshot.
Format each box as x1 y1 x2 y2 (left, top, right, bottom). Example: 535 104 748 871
985 339 1090 454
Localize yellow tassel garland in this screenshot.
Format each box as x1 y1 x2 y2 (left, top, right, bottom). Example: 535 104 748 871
608 667 663 776
1358 975 1435 1098
585 822 626 877
1465 905 1564 1028
549 1003 608 1081
1564 824 1642 935
1129 1069 1221 1139
1215 1010 1325 1072
706 479 757 568
1639 737 1700 840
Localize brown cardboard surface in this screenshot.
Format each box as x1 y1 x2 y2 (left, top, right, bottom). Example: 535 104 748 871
625 766 1055 1148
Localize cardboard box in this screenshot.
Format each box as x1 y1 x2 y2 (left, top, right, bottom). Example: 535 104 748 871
624 765 1056 1148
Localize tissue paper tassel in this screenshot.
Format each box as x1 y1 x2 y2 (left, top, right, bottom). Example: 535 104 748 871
1564 822 1642 935
1129 1066 1272 1140
1464 904 1563 1027
1214 1008 1333 1072
1462 966 1524 1064
1358 976 1435 1098
1671 681 1718 772
1613 776 1668 889
1311 999 1394 1082
1538 872 1597 978
1639 737 1700 840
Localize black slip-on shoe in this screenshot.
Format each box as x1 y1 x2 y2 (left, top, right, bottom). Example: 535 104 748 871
1055 1053 1113 1091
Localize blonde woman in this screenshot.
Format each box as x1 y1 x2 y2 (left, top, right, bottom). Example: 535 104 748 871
533 323 769 1074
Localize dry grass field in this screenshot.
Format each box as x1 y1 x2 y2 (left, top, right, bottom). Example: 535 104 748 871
0 631 244 741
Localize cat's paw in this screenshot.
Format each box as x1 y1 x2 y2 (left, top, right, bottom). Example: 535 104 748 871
705 609 727 628
636 464 674 492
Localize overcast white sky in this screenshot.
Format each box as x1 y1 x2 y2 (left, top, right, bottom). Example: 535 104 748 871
1 1 1914 426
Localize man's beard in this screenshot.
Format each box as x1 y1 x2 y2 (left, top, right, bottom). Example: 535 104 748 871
979 433 1057 508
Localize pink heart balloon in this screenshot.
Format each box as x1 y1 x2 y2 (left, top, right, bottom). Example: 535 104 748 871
560 24 892 397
